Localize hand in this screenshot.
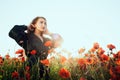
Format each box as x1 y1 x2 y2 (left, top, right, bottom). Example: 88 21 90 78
44 27 52 35
27 24 35 32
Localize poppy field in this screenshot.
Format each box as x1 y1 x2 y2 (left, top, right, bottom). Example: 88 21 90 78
0 42 120 80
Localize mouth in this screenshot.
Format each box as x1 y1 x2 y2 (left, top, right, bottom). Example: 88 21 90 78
41 27 46 31
43 27 45 29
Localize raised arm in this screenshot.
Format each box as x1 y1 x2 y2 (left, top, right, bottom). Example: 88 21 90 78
9 25 28 48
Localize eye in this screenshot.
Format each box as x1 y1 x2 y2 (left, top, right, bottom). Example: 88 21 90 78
40 21 43 24
40 21 46 25
44 22 46 25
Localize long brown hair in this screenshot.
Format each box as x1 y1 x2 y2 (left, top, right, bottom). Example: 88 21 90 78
28 16 47 33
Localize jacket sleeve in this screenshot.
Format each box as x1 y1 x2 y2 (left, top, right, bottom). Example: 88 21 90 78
9 25 28 48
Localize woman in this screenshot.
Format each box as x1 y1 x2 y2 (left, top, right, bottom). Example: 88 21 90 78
9 16 56 80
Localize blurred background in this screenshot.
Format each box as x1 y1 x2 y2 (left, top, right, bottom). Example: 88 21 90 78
0 0 120 57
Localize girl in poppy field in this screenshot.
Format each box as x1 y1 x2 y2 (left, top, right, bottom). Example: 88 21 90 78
9 16 61 80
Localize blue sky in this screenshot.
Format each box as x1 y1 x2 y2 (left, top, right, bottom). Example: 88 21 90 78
0 0 120 57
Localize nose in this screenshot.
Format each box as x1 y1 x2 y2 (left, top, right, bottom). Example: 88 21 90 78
42 24 45 28
41 22 46 27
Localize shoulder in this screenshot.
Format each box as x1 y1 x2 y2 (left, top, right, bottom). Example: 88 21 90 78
13 25 27 30
14 24 26 26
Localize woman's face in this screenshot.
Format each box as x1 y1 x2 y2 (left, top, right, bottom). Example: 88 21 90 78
34 18 47 32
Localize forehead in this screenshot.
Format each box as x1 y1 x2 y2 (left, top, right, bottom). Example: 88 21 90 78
37 18 46 22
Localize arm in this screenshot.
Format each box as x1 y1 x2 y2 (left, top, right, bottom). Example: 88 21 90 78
9 25 28 48
44 28 63 48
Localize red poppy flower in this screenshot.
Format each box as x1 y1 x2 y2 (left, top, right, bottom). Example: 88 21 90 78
78 58 86 66
116 59 120 66
40 59 50 66
93 42 99 49
0 56 2 59
107 44 116 50
97 47 105 55
80 77 86 80
113 51 120 59
25 72 30 80
59 68 71 79
25 66 30 71
18 54 23 57
21 57 25 62
110 66 120 79
100 54 110 62
12 71 19 78
5 54 10 59
60 55 67 64
77 58 86 70
0 58 3 65
15 49 24 54
44 40 52 47
78 48 85 54
30 50 36 55
86 58 94 64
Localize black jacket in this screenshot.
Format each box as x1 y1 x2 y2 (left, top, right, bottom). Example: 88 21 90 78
9 25 52 59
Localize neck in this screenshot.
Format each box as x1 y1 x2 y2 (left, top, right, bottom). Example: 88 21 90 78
34 29 43 37
34 29 44 42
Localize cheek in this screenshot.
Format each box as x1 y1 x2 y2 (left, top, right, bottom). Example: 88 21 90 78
35 23 42 28
44 27 47 30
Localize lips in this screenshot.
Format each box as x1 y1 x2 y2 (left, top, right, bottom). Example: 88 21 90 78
43 27 45 29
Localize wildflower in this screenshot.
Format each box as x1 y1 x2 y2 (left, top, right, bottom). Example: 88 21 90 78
78 58 86 66
5 54 10 59
44 40 52 47
0 56 3 65
78 48 85 54
97 47 105 55
84 53 89 57
86 58 94 65
89 48 96 53
30 50 36 55
116 59 120 65
60 55 67 64
93 42 99 49
59 68 71 79
107 44 116 50
113 66 120 74
0 56 2 59
109 68 116 80
25 66 30 71
12 71 19 79
80 77 86 80
113 51 120 59
40 59 49 66
90 53 95 57
25 72 30 80
77 58 86 70
15 49 24 54
0 59 3 65
21 57 25 62
18 53 23 57
110 66 120 80
100 54 110 62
